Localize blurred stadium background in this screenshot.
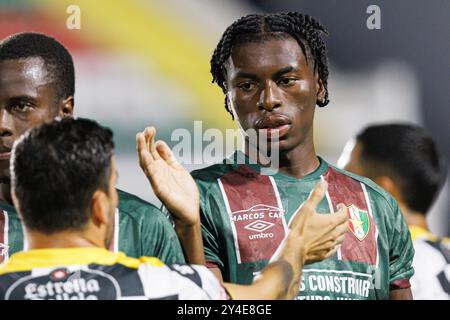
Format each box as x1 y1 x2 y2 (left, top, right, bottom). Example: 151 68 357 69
0 0 448 235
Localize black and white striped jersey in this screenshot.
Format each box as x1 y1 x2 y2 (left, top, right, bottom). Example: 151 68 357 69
0 247 231 300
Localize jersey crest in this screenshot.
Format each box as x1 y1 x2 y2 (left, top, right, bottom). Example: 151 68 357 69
346 205 370 241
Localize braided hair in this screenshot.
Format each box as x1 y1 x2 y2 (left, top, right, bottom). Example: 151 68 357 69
210 12 330 117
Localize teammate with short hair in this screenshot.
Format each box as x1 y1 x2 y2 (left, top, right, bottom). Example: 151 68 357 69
0 118 347 300
0 32 184 264
338 123 449 299
189 12 415 299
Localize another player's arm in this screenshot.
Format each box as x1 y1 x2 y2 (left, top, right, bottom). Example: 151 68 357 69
390 288 413 300
223 181 348 300
208 267 224 282
136 127 205 265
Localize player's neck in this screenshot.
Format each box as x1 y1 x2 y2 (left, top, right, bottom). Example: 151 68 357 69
26 230 104 250
401 204 429 231
0 183 12 204
244 137 320 179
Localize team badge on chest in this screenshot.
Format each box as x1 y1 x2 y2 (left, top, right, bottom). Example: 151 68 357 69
346 204 370 241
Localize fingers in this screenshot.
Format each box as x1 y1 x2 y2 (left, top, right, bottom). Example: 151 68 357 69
304 180 328 214
327 205 349 240
334 234 346 246
306 245 339 264
323 246 339 260
143 127 161 161
334 221 349 237
336 203 348 219
289 181 328 229
155 140 179 167
329 204 348 228
136 132 152 169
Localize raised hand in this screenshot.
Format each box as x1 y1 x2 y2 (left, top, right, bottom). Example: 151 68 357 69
136 127 200 227
290 181 348 264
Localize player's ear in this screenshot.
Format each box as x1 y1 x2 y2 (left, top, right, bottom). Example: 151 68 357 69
373 176 401 199
91 190 111 227
59 96 74 118
316 74 325 105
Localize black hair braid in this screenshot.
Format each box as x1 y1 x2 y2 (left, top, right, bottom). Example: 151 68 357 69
210 12 330 118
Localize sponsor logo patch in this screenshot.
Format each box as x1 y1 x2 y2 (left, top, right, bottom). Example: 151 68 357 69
5 268 121 300
244 220 275 233
229 204 286 262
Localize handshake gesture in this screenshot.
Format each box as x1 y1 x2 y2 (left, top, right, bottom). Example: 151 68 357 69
136 126 348 300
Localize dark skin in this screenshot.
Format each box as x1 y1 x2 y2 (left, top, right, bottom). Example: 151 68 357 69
221 37 412 300
225 38 324 178
0 56 205 266
0 57 73 203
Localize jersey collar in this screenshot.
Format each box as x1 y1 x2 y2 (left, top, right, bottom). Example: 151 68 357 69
0 247 123 275
229 150 329 182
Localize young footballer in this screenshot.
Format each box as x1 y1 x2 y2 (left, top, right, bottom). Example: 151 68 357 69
189 12 415 300
0 33 184 264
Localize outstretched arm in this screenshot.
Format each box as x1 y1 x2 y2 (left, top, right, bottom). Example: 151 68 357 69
390 288 413 300
137 128 349 299
136 127 205 265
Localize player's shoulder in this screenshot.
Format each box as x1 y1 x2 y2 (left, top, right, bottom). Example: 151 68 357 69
413 233 450 267
191 159 235 182
134 259 227 299
116 188 167 223
115 254 165 269
191 151 259 191
190 154 241 199
327 164 398 211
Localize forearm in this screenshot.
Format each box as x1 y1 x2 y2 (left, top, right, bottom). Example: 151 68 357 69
224 235 304 300
390 287 413 300
263 235 304 299
174 220 206 265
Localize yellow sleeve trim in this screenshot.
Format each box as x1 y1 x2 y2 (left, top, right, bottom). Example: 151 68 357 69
409 225 436 242
115 255 164 269
0 248 165 275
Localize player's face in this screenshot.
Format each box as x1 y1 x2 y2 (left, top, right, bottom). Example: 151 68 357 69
224 37 324 152
104 156 119 249
0 58 66 182
337 139 367 176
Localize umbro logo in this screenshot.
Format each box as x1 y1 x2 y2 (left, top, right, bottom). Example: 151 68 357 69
244 220 275 233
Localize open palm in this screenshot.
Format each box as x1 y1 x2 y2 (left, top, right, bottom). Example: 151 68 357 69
136 127 200 226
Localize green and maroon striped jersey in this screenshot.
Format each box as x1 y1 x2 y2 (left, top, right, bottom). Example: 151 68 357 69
0 189 185 265
192 151 415 300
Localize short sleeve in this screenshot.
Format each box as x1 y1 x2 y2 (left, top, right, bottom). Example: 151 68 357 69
141 207 186 265
138 263 230 300
388 200 415 289
199 191 224 270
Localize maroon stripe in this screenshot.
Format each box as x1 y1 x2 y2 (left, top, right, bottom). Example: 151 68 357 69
0 212 5 263
390 279 411 290
220 165 286 263
323 168 378 266
205 260 219 268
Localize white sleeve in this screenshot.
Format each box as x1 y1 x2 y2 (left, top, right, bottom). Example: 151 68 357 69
137 263 230 300
410 239 450 300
